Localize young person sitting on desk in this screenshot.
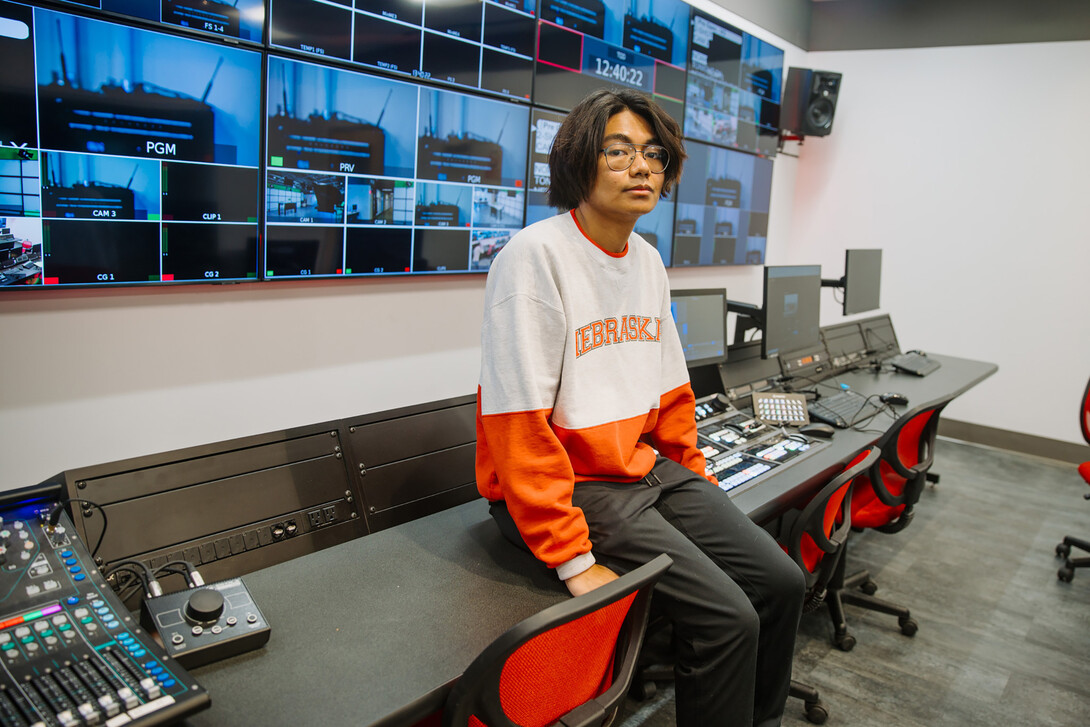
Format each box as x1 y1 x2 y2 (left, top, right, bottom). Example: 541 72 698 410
475 88 804 727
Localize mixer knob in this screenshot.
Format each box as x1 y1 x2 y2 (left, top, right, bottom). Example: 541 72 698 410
184 588 225 624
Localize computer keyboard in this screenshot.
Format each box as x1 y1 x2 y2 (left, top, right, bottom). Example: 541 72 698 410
808 390 883 428
888 351 941 377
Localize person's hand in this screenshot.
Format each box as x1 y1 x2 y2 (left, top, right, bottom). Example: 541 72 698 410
564 564 619 597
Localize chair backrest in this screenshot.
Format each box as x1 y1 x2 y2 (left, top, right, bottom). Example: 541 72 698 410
851 397 952 533
1080 376 1090 446
780 447 880 608
442 554 672 727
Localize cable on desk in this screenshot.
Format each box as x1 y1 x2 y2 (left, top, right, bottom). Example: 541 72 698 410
104 559 163 598
846 394 894 433
154 560 205 588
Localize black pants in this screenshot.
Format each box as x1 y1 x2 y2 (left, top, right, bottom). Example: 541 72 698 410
492 457 804 727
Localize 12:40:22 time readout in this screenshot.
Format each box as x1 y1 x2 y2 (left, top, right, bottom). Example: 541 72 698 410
592 57 645 87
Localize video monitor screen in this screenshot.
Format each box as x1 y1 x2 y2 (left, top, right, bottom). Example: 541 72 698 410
684 10 783 158
1 1 262 288
843 248 882 315
670 288 727 367
534 0 689 123
52 0 265 43
671 140 771 267
762 264 821 360
265 55 529 278
268 0 535 103
525 107 565 227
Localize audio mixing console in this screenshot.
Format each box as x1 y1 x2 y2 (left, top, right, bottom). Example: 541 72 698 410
0 487 209 726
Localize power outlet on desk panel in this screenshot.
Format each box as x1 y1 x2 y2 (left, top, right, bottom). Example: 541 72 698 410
141 577 271 669
306 505 338 529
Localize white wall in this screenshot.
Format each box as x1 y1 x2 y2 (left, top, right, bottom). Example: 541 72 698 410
0 277 485 490
0 5 805 492
790 40 1090 445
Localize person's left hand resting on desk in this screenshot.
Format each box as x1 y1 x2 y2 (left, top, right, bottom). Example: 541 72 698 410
565 564 619 597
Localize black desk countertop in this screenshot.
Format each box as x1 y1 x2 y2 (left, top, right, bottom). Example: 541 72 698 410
185 501 567 726
185 352 996 727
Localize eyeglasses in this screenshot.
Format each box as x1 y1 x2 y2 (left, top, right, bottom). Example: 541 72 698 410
600 143 670 174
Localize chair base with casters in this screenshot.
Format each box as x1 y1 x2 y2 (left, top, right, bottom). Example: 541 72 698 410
788 680 828 725
825 555 917 652
1056 536 1090 582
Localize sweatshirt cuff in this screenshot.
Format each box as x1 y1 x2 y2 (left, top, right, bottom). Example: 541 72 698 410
555 551 596 582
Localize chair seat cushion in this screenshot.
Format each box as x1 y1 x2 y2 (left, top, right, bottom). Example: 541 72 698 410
853 501 906 530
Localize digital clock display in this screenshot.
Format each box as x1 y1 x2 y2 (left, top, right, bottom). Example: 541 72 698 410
584 36 653 92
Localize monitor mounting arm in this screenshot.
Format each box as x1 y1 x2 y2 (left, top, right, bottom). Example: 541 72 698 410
727 300 765 346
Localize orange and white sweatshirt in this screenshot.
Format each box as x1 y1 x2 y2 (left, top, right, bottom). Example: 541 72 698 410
475 211 711 581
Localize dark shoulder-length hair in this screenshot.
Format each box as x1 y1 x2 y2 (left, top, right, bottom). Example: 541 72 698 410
547 88 686 212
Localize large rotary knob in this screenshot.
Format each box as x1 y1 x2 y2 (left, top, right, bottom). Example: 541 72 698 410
185 588 225 624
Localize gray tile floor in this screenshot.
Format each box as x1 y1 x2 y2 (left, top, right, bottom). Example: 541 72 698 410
617 439 1090 726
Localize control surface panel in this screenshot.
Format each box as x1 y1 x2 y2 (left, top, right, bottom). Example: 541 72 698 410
0 495 209 726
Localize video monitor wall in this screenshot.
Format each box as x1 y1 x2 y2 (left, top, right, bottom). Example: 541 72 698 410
269 0 537 103
1 0 262 287
685 9 783 158
535 0 690 123
2 0 791 289
672 139 772 267
265 56 529 277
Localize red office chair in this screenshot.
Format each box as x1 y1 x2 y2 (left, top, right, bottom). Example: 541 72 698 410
1055 376 1090 582
775 445 880 724
825 397 952 649
441 554 672 727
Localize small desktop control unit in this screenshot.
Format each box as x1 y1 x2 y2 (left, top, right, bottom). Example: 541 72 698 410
141 578 270 669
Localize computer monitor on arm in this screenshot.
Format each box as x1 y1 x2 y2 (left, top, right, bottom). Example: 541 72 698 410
821 249 882 315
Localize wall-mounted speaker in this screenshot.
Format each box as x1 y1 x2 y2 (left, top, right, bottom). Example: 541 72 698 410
782 68 843 137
